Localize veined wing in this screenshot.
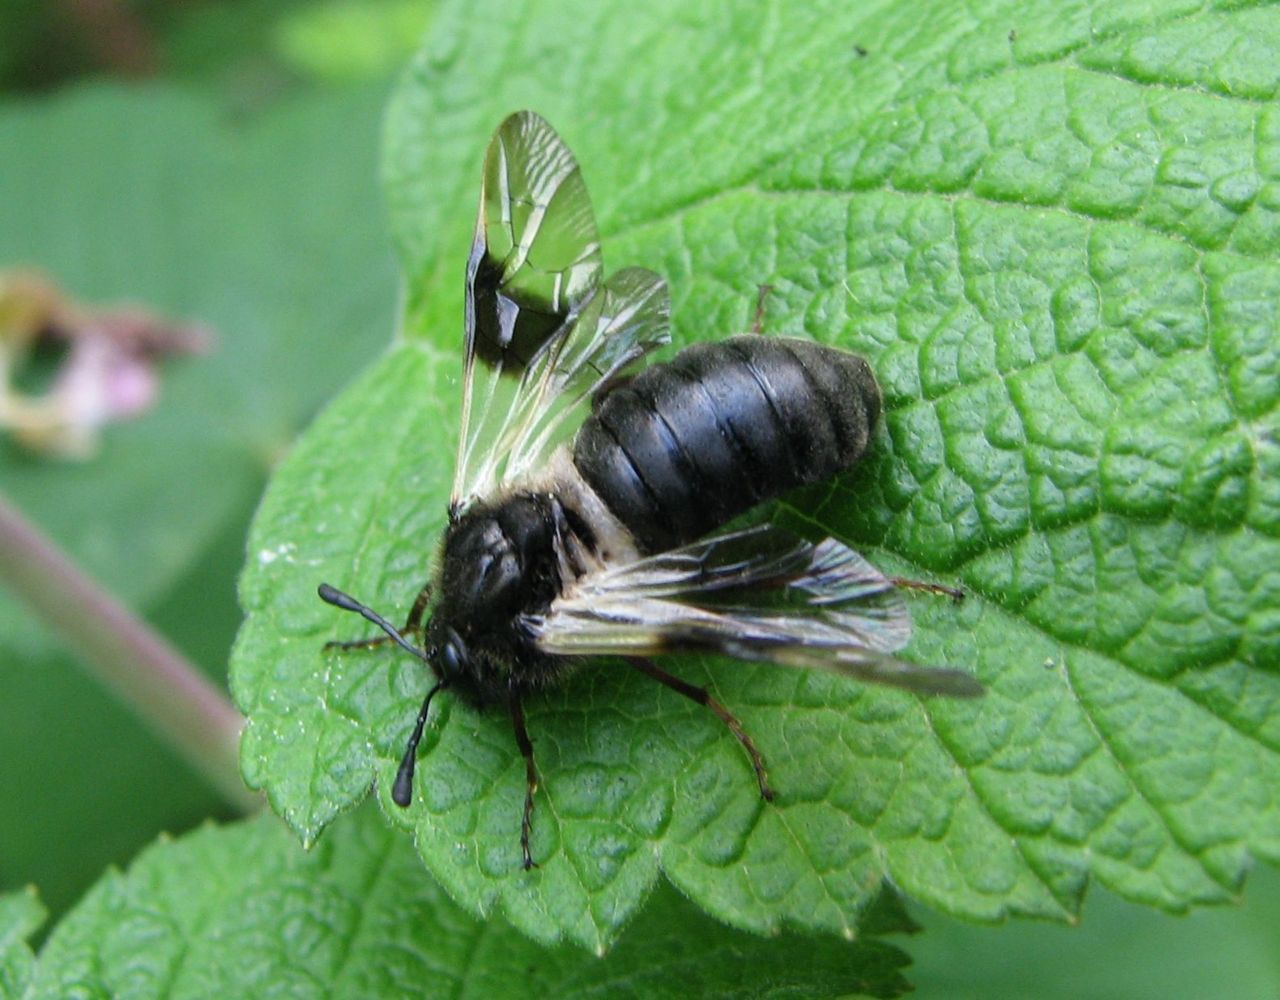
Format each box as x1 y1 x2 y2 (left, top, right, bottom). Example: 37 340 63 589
499 266 668 486
524 525 982 698
454 111 668 509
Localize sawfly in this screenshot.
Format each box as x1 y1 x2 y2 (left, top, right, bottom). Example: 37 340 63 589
320 111 982 869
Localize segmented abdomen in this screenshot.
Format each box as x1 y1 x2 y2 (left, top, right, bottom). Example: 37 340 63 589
572 335 881 553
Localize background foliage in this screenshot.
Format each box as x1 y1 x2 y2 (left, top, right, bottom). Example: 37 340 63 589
1 0 1278 996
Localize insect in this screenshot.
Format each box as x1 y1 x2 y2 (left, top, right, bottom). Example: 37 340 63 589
320 111 982 870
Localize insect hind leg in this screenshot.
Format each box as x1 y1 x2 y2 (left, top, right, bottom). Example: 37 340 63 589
888 576 965 603
628 657 775 802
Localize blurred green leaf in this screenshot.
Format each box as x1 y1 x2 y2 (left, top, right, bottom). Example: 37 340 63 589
911 862 1280 999
0 889 42 1000
158 0 434 96
234 0 1280 954
0 0 100 92
0 80 397 629
0 79 397 914
28 807 911 999
157 0 312 90
274 0 435 84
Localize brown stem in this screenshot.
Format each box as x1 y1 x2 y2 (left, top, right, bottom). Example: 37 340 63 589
57 0 159 78
0 492 255 810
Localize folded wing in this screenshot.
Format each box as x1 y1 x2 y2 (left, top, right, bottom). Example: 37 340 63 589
524 524 982 697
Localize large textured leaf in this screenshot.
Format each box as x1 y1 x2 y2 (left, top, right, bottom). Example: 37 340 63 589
233 0 1280 952
27 808 910 999
0 890 42 1000
0 81 397 914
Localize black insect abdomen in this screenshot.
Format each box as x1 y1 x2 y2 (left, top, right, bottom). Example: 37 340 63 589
572 335 882 553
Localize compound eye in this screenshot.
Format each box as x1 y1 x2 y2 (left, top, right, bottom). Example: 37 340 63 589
440 631 467 678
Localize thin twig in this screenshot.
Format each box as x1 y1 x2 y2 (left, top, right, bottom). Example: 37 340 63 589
0 492 256 811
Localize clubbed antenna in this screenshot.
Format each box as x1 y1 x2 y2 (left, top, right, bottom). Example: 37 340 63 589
317 583 429 660
392 680 448 807
318 583 450 806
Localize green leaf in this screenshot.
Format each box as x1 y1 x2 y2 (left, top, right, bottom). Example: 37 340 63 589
233 0 1280 952
911 862 1280 998
0 80 397 914
0 889 43 1000
27 808 910 999
273 0 436 84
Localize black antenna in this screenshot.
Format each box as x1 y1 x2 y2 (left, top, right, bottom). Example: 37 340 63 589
317 583 429 661
392 679 448 807
318 583 450 808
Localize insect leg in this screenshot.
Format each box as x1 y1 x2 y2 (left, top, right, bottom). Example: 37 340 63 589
628 657 775 802
508 691 540 870
401 580 433 634
324 634 395 651
888 576 965 603
322 580 433 651
317 583 430 660
750 283 773 334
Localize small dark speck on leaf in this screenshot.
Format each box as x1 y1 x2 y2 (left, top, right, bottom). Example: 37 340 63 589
1008 28 1017 41
854 44 868 57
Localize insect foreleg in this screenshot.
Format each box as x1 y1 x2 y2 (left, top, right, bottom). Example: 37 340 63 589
401 580 434 633
321 580 434 651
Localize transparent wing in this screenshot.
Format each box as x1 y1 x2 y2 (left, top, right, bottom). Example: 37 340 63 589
525 525 982 698
498 266 668 487
454 111 669 508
